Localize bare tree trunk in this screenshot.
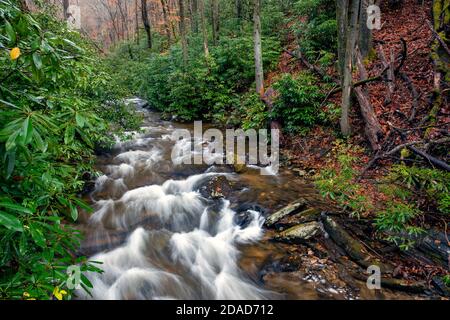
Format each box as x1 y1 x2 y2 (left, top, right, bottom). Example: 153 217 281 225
135 0 140 45
19 0 30 12
236 0 243 20
211 0 220 45
355 47 383 150
141 0 153 48
190 0 199 33
336 0 349 82
160 0 172 44
63 0 70 19
358 0 373 58
199 0 209 58
340 0 360 136
253 0 264 96
179 0 189 68
118 1 129 41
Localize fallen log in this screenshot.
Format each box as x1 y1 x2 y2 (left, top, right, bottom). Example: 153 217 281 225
283 48 338 83
322 215 393 273
407 145 450 171
359 137 450 177
350 271 428 294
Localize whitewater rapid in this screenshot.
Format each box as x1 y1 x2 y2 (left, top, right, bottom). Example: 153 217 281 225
77 101 275 300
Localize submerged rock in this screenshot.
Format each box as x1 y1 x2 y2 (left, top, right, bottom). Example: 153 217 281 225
274 222 321 244
199 175 233 200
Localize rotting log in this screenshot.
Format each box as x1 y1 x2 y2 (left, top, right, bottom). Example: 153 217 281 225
407 145 450 171
350 272 428 293
322 215 393 273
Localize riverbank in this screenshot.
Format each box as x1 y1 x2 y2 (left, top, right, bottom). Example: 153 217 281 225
75 100 448 299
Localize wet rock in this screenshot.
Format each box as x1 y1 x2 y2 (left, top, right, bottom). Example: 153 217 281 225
264 198 308 228
274 208 321 230
234 203 267 228
293 168 307 177
199 175 233 200
274 222 321 244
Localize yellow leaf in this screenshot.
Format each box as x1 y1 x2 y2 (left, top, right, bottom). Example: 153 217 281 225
10 47 21 60
53 287 68 300
53 287 63 300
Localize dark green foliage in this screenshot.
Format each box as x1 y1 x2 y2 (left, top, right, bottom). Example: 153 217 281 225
291 0 337 61
271 72 324 133
212 36 281 92
0 0 139 299
110 34 281 122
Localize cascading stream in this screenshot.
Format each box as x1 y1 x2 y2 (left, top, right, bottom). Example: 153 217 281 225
77 100 278 300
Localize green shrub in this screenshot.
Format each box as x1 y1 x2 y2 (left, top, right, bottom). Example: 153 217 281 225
113 34 281 122
239 92 269 130
0 0 138 299
375 203 424 250
315 141 373 218
292 0 337 60
211 35 281 92
271 72 324 133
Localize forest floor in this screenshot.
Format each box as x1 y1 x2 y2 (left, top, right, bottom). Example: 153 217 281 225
262 0 450 298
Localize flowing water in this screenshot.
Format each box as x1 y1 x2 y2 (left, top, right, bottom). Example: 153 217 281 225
75 99 364 300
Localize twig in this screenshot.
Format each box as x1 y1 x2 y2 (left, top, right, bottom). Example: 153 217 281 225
399 72 421 122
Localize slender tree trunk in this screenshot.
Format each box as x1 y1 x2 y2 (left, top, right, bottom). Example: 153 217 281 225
336 0 349 81
236 0 243 20
253 0 264 96
358 0 373 58
340 0 361 136
189 0 199 33
178 0 189 68
19 0 30 12
135 0 140 45
199 0 209 58
211 0 219 45
141 0 153 49
63 0 70 19
160 0 172 45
